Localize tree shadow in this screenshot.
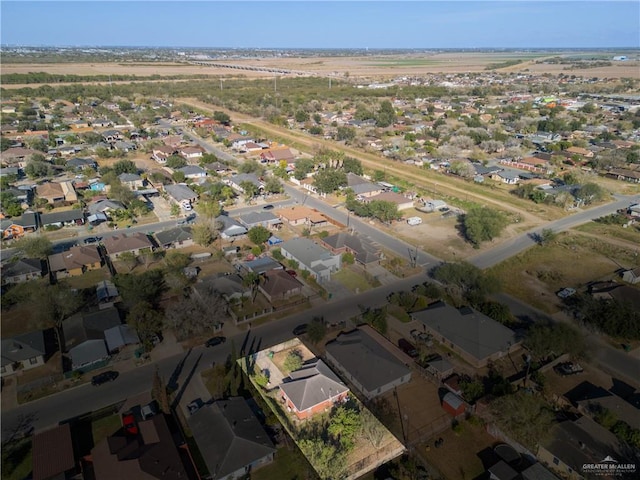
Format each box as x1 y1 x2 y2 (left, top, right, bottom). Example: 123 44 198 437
171 352 202 410
167 348 192 393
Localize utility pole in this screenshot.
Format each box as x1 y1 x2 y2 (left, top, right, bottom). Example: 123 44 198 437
220 79 223 91
274 75 277 93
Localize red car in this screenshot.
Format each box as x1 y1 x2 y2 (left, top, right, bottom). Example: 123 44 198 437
122 412 138 435
286 270 297 277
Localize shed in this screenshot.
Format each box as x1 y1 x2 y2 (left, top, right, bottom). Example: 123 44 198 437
267 235 283 246
442 392 465 416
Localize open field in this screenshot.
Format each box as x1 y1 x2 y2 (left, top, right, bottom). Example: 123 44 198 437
2 52 638 83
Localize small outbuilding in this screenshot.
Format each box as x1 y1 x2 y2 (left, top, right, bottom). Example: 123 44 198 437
442 392 466 417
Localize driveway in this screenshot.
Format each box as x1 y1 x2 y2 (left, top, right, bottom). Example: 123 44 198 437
149 196 175 222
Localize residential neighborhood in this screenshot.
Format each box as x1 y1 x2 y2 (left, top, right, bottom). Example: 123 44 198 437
1 31 639 480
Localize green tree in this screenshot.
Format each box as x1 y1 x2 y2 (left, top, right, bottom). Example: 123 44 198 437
328 404 362 449
239 180 259 200
14 235 52 259
298 439 346 480
490 391 554 449
264 176 283 194
342 157 363 175
376 100 396 127
525 322 586 361
336 126 356 142
295 110 309 122
213 111 231 124
462 207 508 247
431 261 500 304
368 200 400 223
0 136 13 151
238 159 263 175
293 158 315 180
242 271 260 301
127 301 163 351
284 350 303 372
574 183 607 206
192 223 215 246
114 269 165 308
112 159 137 175
118 251 138 272
248 226 271 245
271 248 284 261
460 379 485 403
307 317 327 344
172 171 186 183
24 161 53 179
163 250 191 272
313 169 347 194
166 155 186 169
477 301 514 325
196 197 222 221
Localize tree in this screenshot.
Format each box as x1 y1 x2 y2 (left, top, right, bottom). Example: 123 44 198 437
0 136 13 151
283 350 303 372
462 207 508 247
213 111 230 124
117 251 138 273
164 289 230 341
298 439 346 480
313 169 347 194
361 306 388 334
431 261 500 304
239 180 259 200
248 225 271 245
328 404 362 449
293 158 315 180
295 110 309 122
574 183 607 206
238 159 263 175
171 171 186 183
126 301 163 351
307 317 327 344
490 391 554 449
460 378 485 403
114 270 165 308
165 155 186 169
525 322 586 361
242 271 260 301
360 408 386 448
196 197 222 221
14 236 52 259
368 200 400 223
192 223 215 246
24 161 53 179
477 301 514 325
264 176 283 194
271 248 284 261
342 157 363 175
164 251 191 272
112 159 137 175
376 100 396 127
336 126 356 142
537 228 558 246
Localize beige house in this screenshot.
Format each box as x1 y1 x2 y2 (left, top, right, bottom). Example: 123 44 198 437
36 181 77 204
102 232 154 260
48 245 102 279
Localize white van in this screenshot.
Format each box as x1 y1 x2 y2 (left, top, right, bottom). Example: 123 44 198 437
407 216 422 226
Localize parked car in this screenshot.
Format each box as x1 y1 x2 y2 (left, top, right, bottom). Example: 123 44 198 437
292 324 308 335
398 338 419 358
410 329 433 347
122 412 138 435
555 362 584 376
91 370 119 386
557 287 576 299
205 336 226 347
286 269 298 277
263 204 274 210
83 236 101 244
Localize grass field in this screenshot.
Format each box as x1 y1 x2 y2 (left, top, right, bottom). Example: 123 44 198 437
573 221 640 246
251 445 318 480
332 267 373 293
489 231 639 313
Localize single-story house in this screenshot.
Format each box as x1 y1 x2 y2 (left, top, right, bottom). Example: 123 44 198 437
87 199 126 216
280 358 349 420
154 226 194 249
36 181 77 204
237 211 282 230
91 413 196 480
102 232 154 260
565 381 640 430
216 214 248 239
1 258 44 285
177 165 207 179
226 173 264 193
32 424 78 480
104 324 140 353
1 330 47 376
40 209 85 228
117 173 144 189
240 257 283 275
320 232 380 265
258 269 303 302
152 145 177 163
0 212 38 239
325 325 412 399
1 147 42 168
363 191 415 210
491 170 521 185
164 183 198 204
537 416 628 480
66 157 97 170
346 173 384 198
62 307 122 371
48 245 102 278
411 301 520 368
188 397 276 480
194 273 251 302
275 206 328 227
621 267 640 284
280 237 341 283
259 148 295 163
178 145 204 160
204 162 231 175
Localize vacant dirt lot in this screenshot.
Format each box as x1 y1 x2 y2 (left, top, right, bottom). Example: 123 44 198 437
3 52 638 81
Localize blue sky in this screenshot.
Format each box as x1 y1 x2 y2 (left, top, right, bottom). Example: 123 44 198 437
1 1 638 49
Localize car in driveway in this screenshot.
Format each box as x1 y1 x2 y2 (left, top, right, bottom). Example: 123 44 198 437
83 236 101 244
122 412 138 435
205 336 226 347
91 370 119 386
292 324 308 335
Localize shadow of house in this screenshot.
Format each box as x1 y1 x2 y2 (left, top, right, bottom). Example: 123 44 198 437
188 397 276 480
564 381 640 430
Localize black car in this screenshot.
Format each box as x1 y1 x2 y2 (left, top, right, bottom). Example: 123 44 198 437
263 204 274 210
83 236 101 244
292 324 308 335
91 370 119 386
205 336 226 347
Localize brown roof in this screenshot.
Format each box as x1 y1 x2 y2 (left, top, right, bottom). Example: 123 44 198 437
0 147 41 159
275 205 323 223
36 182 64 199
92 414 195 480
32 423 76 480
48 245 101 272
259 269 303 297
261 148 294 161
102 232 153 255
365 191 414 206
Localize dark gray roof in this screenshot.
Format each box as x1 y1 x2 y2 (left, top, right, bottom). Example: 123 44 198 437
346 173 382 195
1 258 43 280
194 274 249 299
96 280 119 302
325 328 411 393
87 199 125 215
104 324 139 352
66 157 96 168
62 307 121 350
280 359 349 412
188 397 275 480
178 165 206 176
1 330 46 366
412 301 518 363
242 257 283 274
216 214 247 237
521 463 561 480
321 232 379 264
229 173 262 188
154 226 193 246
40 210 84 225
69 339 108 367
488 460 518 480
164 184 197 201
117 173 142 182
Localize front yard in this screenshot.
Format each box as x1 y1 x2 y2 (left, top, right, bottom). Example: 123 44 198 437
332 266 374 294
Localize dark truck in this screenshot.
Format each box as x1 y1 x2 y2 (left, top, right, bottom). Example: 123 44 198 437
398 338 419 358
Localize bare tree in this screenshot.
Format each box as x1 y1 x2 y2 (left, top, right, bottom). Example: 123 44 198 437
165 286 230 341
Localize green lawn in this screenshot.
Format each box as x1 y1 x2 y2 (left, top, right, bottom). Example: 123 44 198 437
91 414 122 445
251 445 318 480
62 268 109 289
332 268 372 294
1 438 32 480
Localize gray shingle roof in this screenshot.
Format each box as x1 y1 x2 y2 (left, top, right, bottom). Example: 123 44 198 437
321 232 380 264
188 397 275 480
1 258 43 280
325 328 411 394
411 301 518 363
164 184 197 202
40 210 84 225
1 330 46 367
154 226 193 246
281 237 334 266
237 211 281 227
280 359 348 412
